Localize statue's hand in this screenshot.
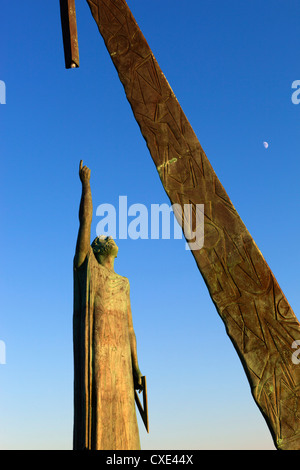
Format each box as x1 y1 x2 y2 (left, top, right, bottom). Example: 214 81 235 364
134 368 143 392
79 160 91 185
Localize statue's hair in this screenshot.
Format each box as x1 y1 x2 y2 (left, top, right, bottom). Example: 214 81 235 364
91 235 112 256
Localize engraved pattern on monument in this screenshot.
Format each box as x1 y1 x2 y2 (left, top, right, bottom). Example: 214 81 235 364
86 0 300 449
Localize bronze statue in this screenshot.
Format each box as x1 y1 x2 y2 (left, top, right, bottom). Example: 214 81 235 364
73 160 143 450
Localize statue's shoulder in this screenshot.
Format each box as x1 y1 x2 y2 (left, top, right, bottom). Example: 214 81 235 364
73 245 94 272
121 275 130 290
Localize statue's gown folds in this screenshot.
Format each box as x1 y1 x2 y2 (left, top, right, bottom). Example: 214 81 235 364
73 247 140 450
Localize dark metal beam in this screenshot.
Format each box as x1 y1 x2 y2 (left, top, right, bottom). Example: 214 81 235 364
60 0 79 69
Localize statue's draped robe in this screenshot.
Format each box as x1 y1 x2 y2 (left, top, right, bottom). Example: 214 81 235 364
73 246 140 450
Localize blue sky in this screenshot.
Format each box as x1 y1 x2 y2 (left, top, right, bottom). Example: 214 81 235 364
1 0 299 450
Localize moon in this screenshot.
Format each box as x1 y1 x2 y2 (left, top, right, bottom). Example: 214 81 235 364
263 141 269 149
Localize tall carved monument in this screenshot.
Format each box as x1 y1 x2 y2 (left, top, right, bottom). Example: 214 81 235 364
61 0 300 450
73 161 145 450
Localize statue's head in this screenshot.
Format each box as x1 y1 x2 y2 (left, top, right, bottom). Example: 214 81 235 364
91 235 119 262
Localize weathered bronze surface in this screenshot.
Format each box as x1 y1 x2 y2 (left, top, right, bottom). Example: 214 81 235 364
85 0 300 449
60 0 79 69
73 161 143 450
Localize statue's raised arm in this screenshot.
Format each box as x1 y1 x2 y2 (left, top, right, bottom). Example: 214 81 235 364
74 160 93 268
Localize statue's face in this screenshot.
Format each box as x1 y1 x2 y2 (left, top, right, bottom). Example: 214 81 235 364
105 236 119 257
94 236 119 259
